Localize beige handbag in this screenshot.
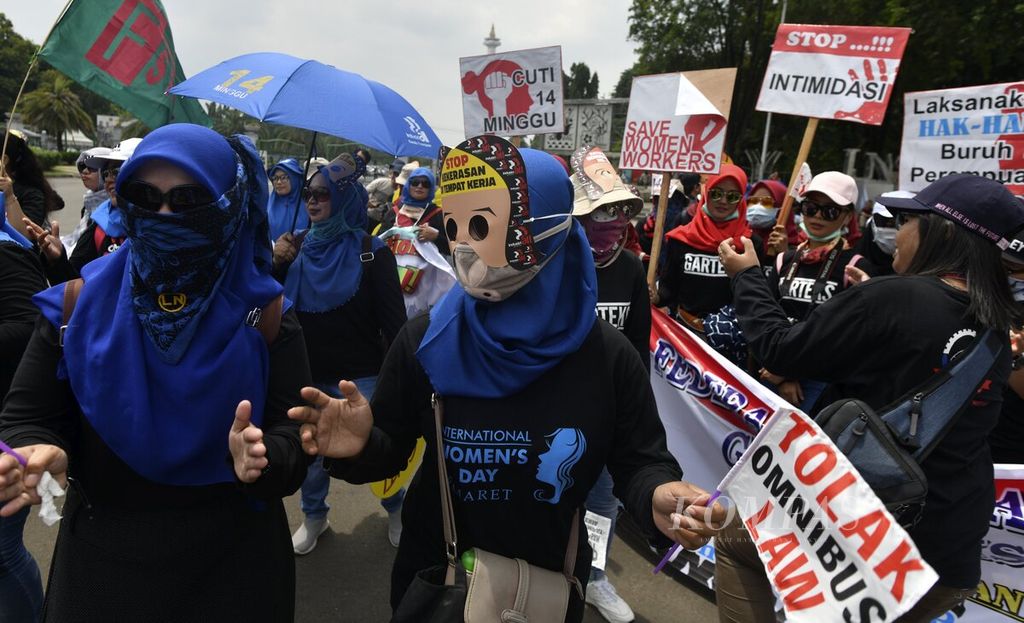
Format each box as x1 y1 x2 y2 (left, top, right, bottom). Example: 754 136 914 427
431 395 584 623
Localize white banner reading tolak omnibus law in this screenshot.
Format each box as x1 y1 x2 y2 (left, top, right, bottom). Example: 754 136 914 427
900 83 1024 195
459 45 563 137
756 24 910 125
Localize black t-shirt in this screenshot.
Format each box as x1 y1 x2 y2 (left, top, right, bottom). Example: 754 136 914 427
658 235 765 317
767 245 867 321
276 239 407 383
732 269 1010 587
69 221 124 276
326 315 681 622
990 386 1024 463
596 250 651 368
0 242 47 404
853 221 896 277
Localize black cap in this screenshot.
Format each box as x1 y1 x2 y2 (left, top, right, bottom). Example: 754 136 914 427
390 158 407 173
882 174 1024 249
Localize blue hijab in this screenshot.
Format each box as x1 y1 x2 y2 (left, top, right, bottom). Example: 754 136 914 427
416 149 598 399
90 198 127 238
398 167 437 208
284 154 384 313
267 158 307 241
0 191 32 248
34 125 283 486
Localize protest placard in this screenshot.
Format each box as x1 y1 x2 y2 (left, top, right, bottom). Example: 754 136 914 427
900 82 1024 195
756 24 911 126
755 24 911 227
620 72 730 174
459 45 563 137
718 409 937 622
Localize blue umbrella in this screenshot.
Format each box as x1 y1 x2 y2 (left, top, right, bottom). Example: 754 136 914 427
169 52 440 158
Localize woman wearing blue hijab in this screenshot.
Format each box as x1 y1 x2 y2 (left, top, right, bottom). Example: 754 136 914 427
288 137 726 622
268 157 308 242
0 124 312 621
272 153 407 554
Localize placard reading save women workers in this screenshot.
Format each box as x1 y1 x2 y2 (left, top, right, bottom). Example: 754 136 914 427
900 82 1024 195
619 72 728 173
756 24 911 125
459 45 564 137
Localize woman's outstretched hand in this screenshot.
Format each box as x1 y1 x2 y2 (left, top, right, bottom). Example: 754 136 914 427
287 381 373 459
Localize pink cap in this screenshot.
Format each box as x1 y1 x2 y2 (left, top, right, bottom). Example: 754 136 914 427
803 171 858 206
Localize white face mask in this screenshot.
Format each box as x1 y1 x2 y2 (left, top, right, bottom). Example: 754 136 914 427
746 206 779 229
1008 276 1024 303
871 220 897 256
452 214 572 302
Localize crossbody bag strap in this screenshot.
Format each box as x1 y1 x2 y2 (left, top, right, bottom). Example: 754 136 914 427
881 329 1003 459
431 394 460 584
563 509 584 599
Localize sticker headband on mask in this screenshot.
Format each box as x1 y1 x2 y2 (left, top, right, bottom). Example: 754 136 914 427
441 135 537 269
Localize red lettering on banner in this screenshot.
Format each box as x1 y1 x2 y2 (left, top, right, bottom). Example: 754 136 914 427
873 540 926 601
778 412 817 453
775 554 826 611
795 443 838 485
84 0 170 86
816 472 856 522
763 533 800 572
839 509 891 559
744 499 774 541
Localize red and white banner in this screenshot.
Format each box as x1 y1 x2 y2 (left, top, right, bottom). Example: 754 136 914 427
720 409 938 621
459 45 563 137
756 24 911 125
899 83 1024 195
650 308 784 493
620 73 727 173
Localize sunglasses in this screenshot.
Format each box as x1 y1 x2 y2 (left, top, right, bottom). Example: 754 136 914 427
409 179 431 188
873 214 897 228
896 212 918 227
747 196 775 208
77 164 98 174
708 188 742 205
301 187 331 203
102 167 121 181
118 180 216 213
270 175 290 183
799 200 845 221
597 205 629 219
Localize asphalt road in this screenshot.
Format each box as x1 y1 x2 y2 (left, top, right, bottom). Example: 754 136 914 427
26 174 719 623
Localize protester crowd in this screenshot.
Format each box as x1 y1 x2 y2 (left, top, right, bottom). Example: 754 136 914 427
0 120 1022 623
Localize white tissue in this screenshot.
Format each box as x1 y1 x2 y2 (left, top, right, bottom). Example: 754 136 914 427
37 471 66 526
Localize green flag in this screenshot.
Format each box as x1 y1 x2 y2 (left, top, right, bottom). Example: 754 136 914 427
38 0 209 130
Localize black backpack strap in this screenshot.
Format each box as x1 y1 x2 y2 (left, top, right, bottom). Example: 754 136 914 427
359 233 375 263
881 329 1004 460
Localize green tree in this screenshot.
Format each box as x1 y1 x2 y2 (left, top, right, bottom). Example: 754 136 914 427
21 69 94 151
0 13 41 117
564 62 600 99
206 102 250 137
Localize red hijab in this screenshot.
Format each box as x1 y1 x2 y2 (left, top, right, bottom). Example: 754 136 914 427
666 164 751 252
749 179 800 247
